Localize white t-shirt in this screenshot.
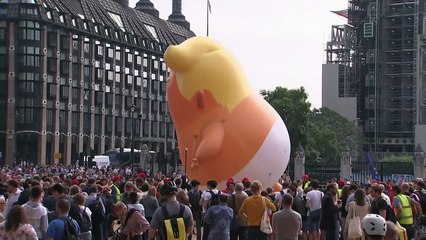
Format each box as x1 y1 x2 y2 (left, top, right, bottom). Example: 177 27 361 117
274 189 289 202
201 189 220 212
306 189 323 211
201 189 220 201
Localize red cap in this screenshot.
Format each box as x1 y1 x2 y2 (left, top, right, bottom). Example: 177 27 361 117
112 176 122 182
338 179 346 187
72 179 79 186
138 172 146 179
226 178 234 187
242 177 250 183
303 174 309 180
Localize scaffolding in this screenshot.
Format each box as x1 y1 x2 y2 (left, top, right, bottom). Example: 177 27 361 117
339 0 419 156
325 25 357 97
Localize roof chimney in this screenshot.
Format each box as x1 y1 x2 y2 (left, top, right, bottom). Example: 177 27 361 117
168 0 190 29
134 0 159 18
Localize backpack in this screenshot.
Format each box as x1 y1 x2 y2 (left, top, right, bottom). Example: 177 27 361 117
61 218 79 240
162 204 186 240
69 204 92 233
188 189 201 212
115 208 139 240
207 190 221 208
88 196 105 224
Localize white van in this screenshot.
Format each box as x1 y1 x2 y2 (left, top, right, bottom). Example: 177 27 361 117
92 155 110 169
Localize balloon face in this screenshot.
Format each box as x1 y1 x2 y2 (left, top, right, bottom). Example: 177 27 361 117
164 37 291 188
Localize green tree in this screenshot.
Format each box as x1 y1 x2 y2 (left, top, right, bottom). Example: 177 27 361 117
260 87 311 156
305 108 359 164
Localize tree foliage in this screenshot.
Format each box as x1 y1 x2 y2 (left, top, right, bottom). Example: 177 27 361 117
261 87 359 164
305 108 359 164
260 87 311 156
382 155 412 162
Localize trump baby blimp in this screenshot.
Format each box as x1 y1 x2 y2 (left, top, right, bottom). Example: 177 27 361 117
164 37 290 188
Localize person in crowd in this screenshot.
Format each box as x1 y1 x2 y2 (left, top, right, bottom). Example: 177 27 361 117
272 193 301 240
204 193 233 240
188 179 202 240
320 183 341 240
0 195 6 222
345 189 370 240
287 185 307 240
141 186 160 223
4 179 22 217
128 191 145 215
148 181 193 240
242 178 253 196
200 179 221 240
222 178 236 194
113 201 150 240
43 183 69 222
392 184 416 240
306 180 323 240
45 199 80 240
69 185 81 196
370 184 396 223
239 181 276 240
362 214 387 240
22 186 48 239
0 205 37 239
86 184 106 240
111 176 122 203
73 193 92 240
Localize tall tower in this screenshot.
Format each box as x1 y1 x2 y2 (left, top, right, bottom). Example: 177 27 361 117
168 0 190 29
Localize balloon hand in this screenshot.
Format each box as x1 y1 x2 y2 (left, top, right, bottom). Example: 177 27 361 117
191 158 199 169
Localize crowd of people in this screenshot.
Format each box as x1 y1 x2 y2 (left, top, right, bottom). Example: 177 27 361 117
0 164 421 240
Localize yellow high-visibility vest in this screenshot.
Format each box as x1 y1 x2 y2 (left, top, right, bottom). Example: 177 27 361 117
396 194 413 225
111 184 121 202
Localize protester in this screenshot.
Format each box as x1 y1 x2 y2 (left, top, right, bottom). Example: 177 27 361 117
113 201 150 240
45 199 80 240
204 193 233 240
22 186 48 239
4 179 22 217
239 181 276 240
148 181 193 240
0 205 37 240
272 193 302 240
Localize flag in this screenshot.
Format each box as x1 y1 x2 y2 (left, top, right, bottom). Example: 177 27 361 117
366 153 380 181
207 0 212 13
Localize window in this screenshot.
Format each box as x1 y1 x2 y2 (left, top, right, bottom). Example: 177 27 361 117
59 15 65 23
20 29 41 41
144 24 159 41
20 55 40 67
108 12 125 32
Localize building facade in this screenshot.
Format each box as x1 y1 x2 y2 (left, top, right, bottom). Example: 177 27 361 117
0 0 194 166
323 0 426 159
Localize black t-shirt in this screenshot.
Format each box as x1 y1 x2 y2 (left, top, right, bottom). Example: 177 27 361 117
370 197 387 214
370 196 396 223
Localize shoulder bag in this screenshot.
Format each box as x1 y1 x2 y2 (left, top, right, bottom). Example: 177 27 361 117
260 197 273 234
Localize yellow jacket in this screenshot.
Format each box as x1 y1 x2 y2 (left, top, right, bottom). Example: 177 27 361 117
239 195 276 227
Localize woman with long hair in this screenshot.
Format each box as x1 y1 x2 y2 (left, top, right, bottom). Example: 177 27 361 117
0 205 37 239
141 186 160 223
345 189 370 240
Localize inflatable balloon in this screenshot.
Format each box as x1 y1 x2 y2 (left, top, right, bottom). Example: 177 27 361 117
164 37 290 188
272 182 283 193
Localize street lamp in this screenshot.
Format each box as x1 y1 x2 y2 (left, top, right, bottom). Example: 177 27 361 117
164 112 168 172
130 104 136 172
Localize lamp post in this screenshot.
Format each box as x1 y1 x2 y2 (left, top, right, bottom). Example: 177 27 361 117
130 104 136 172
164 112 168 173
